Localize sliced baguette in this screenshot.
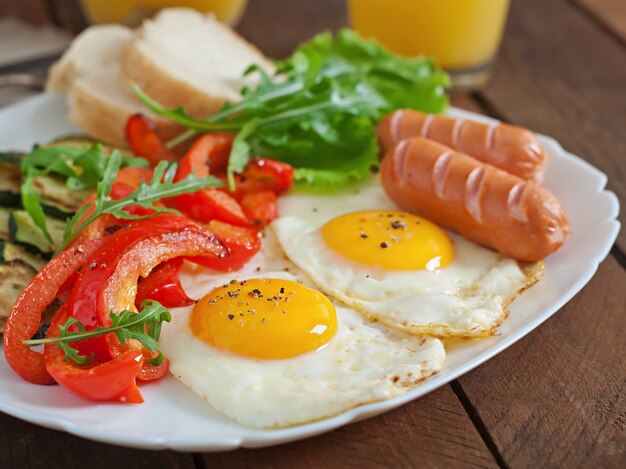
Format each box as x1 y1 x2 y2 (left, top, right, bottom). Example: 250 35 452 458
120 8 274 119
47 24 182 147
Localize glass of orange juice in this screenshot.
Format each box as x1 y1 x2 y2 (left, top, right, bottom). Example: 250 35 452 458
347 0 510 90
80 0 248 27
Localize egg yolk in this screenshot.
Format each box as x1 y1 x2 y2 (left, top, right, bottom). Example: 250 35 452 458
321 210 453 270
190 278 337 359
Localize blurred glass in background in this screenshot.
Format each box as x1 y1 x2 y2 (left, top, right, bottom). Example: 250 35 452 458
80 0 248 26
348 0 510 91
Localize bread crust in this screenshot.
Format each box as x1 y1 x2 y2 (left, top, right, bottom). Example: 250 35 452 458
69 80 183 148
119 8 274 119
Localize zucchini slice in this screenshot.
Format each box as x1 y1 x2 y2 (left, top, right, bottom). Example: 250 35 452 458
0 207 11 240
0 260 37 334
45 136 131 157
0 240 46 270
33 175 91 217
0 160 21 208
9 210 65 255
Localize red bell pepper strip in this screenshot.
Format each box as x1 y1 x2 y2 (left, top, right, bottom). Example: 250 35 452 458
44 306 145 403
99 223 227 381
175 189 250 226
240 158 294 195
187 220 260 272
240 189 279 225
136 258 193 308
69 167 157 247
174 133 235 179
125 114 178 166
173 133 250 226
65 215 198 364
2 239 105 384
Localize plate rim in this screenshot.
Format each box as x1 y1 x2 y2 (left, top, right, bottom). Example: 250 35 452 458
0 94 620 451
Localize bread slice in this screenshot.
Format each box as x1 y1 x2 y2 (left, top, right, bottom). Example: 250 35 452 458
47 24 182 147
47 25 132 93
120 8 274 119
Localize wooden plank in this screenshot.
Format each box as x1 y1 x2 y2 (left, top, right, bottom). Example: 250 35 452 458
237 0 346 58
48 0 88 34
480 0 626 251
576 0 626 43
0 0 51 25
457 255 626 467
200 385 498 468
0 413 195 468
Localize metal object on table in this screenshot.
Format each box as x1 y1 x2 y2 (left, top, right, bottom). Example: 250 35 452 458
0 74 45 90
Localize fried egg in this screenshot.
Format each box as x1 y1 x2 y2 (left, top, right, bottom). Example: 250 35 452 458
271 176 542 338
163 242 445 428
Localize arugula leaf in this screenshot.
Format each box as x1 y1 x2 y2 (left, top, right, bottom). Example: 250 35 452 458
57 317 93 366
227 119 259 189
23 300 172 367
20 144 149 243
57 157 222 254
20 170 53 242
134 28 449 188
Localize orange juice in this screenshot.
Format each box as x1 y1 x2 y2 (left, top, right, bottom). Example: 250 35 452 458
348 0 510 70
80 0 248 26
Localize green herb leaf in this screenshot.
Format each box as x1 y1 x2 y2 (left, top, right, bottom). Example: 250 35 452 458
57 317 94 366
20 144 149 242
20 170 53 242
134 28 449 188
227 119 259 189
57 159 222 254
110 301 172 366
23 300 172 367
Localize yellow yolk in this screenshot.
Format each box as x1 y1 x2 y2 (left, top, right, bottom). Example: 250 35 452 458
190 278 337 359
321 210 453 270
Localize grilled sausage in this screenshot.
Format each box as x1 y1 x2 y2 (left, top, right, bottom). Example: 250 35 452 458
377 109 548 183
380 137 570 261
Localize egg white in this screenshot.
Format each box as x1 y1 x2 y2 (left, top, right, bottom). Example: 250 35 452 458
165 242 445 429
271 176 541 338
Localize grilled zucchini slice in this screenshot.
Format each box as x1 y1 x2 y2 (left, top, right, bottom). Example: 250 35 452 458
0 260 37 334
0 240 46 270
0 207 11 240
9 210 65 255
0 157 21 208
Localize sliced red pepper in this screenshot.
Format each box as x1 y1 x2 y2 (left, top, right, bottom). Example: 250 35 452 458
240 158 294 195
175 133 235 180
188 220 260 272
175 189 250 226
99 223 227 381
65 215 198 364
125 114 178 166
114 166 154 188
69 166 156 247
172 133 249 226
3 239 105 384
240 189 279 225
44 306 145 403
136 258 193 308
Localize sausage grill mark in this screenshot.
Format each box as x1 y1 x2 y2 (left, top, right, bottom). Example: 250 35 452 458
420 114 435 138
432 150 453 199
486 123 497 155
390 109 404 143
393 139 411 186
452 119 465 151
465 167 485 223
508 182 529 223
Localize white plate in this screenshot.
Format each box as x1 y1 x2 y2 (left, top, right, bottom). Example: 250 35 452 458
0 93 620 451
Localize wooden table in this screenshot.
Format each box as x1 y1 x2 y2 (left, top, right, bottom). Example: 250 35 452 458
0 0 624 467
